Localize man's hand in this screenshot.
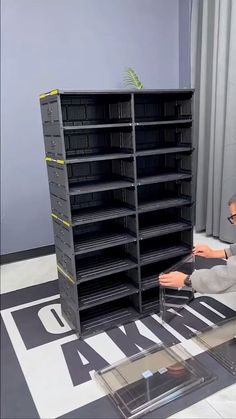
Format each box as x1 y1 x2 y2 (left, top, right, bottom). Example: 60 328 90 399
159 271 187 288
193 245 225 259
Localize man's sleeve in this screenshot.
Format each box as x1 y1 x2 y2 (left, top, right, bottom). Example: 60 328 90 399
225 243 236 258
191 255 236 294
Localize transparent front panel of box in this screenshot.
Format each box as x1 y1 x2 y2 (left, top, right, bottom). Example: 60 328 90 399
95 343 215 419
194 317 236 375
159 254 195 323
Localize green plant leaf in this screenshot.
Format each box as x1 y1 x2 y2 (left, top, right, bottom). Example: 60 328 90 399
123 67 144 89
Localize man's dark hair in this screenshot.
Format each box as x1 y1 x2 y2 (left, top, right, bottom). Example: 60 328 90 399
228 195 236 205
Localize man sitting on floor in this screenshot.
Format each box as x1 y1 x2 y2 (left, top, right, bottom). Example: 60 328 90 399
159 195 236 293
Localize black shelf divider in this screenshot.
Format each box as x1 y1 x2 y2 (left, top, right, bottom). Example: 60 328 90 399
74 231 136 255
76 256 138 283
138 197 192 213
138 172 192 186
40 89 194 335
72 205 135 226
141 275 159 290
79 277 138 311
136 146 193 157
63 123 133 130
69 179 134 195
140 245 190 266
135 119 192 127
81 304 139 335
66 152 133 163
139 221 192 240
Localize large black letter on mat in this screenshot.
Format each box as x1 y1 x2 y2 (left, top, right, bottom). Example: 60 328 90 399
62 339 108 386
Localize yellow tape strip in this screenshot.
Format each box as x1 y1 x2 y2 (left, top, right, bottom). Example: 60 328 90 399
50 89 58 96
57 264 75 284
45 157 64 165
62 220 70 227
39 89 58 99
51 213 71 227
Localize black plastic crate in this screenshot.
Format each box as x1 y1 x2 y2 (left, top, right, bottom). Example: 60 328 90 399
47 161 67 188
137 154 191 178
61 94 132 126
60 297 81 331
58 270 79 308
78 271 139 310
56 245 75 280
71 188 135 226
53 219 72 255
62 126 133 162
140 231 192 266
80 297 139 335
68 158 135 195
139 207 192 240
44 134 63 159
135 123 192 153
141 257 183 290
134 92 192 123
41 98 60 125
137 154 192 187
76 243 138 283
138 181 193 214
50 193 71 224
73 216 137 255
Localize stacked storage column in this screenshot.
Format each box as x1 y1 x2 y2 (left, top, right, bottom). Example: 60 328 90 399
133 91 194 313
40 89 194 336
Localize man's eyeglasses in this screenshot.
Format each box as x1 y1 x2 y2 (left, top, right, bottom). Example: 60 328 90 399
227 214 236 224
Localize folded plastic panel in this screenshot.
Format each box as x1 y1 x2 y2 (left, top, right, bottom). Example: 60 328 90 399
195 318 236 375
159 254 195 323
96 343 215 419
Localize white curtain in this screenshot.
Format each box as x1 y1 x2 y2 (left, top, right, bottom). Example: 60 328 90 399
191 0 236 243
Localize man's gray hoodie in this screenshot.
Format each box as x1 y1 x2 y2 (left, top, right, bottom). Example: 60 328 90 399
191 243 236 294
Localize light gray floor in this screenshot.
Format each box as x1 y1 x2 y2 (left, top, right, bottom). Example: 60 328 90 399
1 232 236 418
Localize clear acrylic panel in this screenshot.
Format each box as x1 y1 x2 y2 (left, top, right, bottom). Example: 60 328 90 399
95 343 215 419
194 317 236 375
159 254 195 323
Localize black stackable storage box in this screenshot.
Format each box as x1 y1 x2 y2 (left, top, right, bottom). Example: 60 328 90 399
40 89 194 336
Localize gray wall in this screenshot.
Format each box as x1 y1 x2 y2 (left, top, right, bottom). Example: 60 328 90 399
1 0 187 255
179 0 191 87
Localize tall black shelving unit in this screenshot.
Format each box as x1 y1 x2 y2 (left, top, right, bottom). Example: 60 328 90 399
40 89 194 336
